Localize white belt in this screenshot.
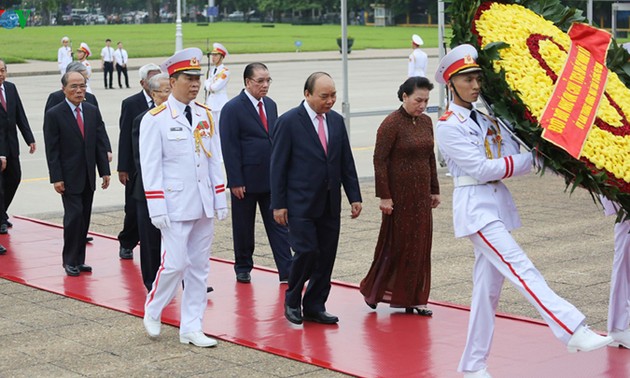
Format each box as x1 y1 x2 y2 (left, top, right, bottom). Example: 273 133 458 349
453 176 499 187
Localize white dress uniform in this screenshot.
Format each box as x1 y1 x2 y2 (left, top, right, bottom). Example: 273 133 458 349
601 197 630 335
435 45 587 374
140 50 227 337
408 34 427 78
204 64 230 122
57 38 72 75
204 43 230 128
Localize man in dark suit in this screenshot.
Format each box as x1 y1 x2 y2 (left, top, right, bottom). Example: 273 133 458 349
117 63 161 260
43 71 111 276
220 62 292 284
130 72 169 291
0 60 36 234
271 72 362 325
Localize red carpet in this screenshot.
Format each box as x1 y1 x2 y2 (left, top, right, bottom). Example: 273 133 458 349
1 216 629 377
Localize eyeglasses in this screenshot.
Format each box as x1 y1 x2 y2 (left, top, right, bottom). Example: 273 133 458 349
250 78 272 85
67 84 87 90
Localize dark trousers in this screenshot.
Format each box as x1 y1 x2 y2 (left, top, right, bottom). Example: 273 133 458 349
0 156 17 224
118 178 139 250
284 195 340 313
136 197 161 292
116 64 129 88
61 184 94 267
231 191 292 280
103 62 114 88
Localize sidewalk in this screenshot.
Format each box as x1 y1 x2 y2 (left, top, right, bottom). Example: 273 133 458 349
7 48 439 77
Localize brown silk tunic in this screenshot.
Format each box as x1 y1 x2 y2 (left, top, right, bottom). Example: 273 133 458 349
360 106 439 307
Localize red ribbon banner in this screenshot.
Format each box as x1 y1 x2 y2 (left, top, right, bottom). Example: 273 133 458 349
539 23 610 158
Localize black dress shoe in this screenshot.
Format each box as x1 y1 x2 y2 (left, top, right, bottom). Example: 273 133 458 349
6 221 12 228
78 264 92 272
236 272 251 283
303 311 339 324
284 304 302 325
0 224 8 234
86 236 94 243
119 247 133 259
0 244 6 255
207 286 214 293
365 300 377 310
64 265 80 277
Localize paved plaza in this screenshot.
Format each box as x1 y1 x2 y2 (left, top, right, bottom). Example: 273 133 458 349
0 49 621 377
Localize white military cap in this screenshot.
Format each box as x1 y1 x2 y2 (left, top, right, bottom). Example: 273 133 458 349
412 34 424 46
160 47 203 76
435 44 482 85
61 36 69 43
77 42 91 57
211 42 228 57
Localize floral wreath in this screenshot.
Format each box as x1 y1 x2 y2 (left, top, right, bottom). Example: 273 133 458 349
449 0 630 215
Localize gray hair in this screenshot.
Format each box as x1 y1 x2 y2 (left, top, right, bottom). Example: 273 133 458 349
148 72 169 91
61 71 86 87
65 61 87 73
139 63 161 80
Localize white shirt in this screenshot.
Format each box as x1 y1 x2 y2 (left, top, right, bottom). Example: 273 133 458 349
113 48 128 66
244 89 265 118
100 46 114 62
302 101 328 142
65 99 83 119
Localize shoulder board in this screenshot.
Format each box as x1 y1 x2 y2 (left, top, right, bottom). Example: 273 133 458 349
438 110 453 121
194 101 211 111
149 103 166 115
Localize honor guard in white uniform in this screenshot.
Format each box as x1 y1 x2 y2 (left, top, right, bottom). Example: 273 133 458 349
600 197 630 348
408 34 428 78
204 43 230 128
434 44 612 378
140 47 227 348
57 36 73 75
76 43 92 93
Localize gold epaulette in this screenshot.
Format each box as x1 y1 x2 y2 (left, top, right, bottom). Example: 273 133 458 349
149 103 166 115
195 101 211 111
439 110 453 121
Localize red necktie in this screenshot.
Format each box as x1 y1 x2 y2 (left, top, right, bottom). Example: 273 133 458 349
258 101 268 132
75 107 85 138
316 114 327 155
0 87 6 111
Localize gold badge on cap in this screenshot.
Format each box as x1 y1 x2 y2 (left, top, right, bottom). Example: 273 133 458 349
190 57 199 66
464 55 474 64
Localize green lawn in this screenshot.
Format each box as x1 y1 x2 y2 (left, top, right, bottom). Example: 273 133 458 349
0 22 446 64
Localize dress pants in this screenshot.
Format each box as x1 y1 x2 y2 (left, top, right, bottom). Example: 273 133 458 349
1 156 20 224
608 218 630 332
103 62 114 88
61 182 94 267
458 220 585 373
285 195 340 313
136 197 161 292
145 216 214 335
231 191 292 280
118 179 139 250
116 64 129 88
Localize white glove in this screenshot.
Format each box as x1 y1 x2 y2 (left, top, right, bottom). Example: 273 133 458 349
151 215 171 230
216 208 228 221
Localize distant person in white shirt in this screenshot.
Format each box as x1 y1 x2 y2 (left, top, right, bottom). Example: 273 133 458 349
57 36 73 75
204 42 230 128
100 39 115 89
76 43 93 93
114 41 130 89
408 34 427 78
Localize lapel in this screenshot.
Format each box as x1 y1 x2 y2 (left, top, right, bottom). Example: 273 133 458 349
297 104 327 158
240 90 267 134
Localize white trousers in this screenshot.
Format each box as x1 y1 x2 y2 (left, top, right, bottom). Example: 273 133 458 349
608 218 630 332
145 216 214 335
458 221 585 373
